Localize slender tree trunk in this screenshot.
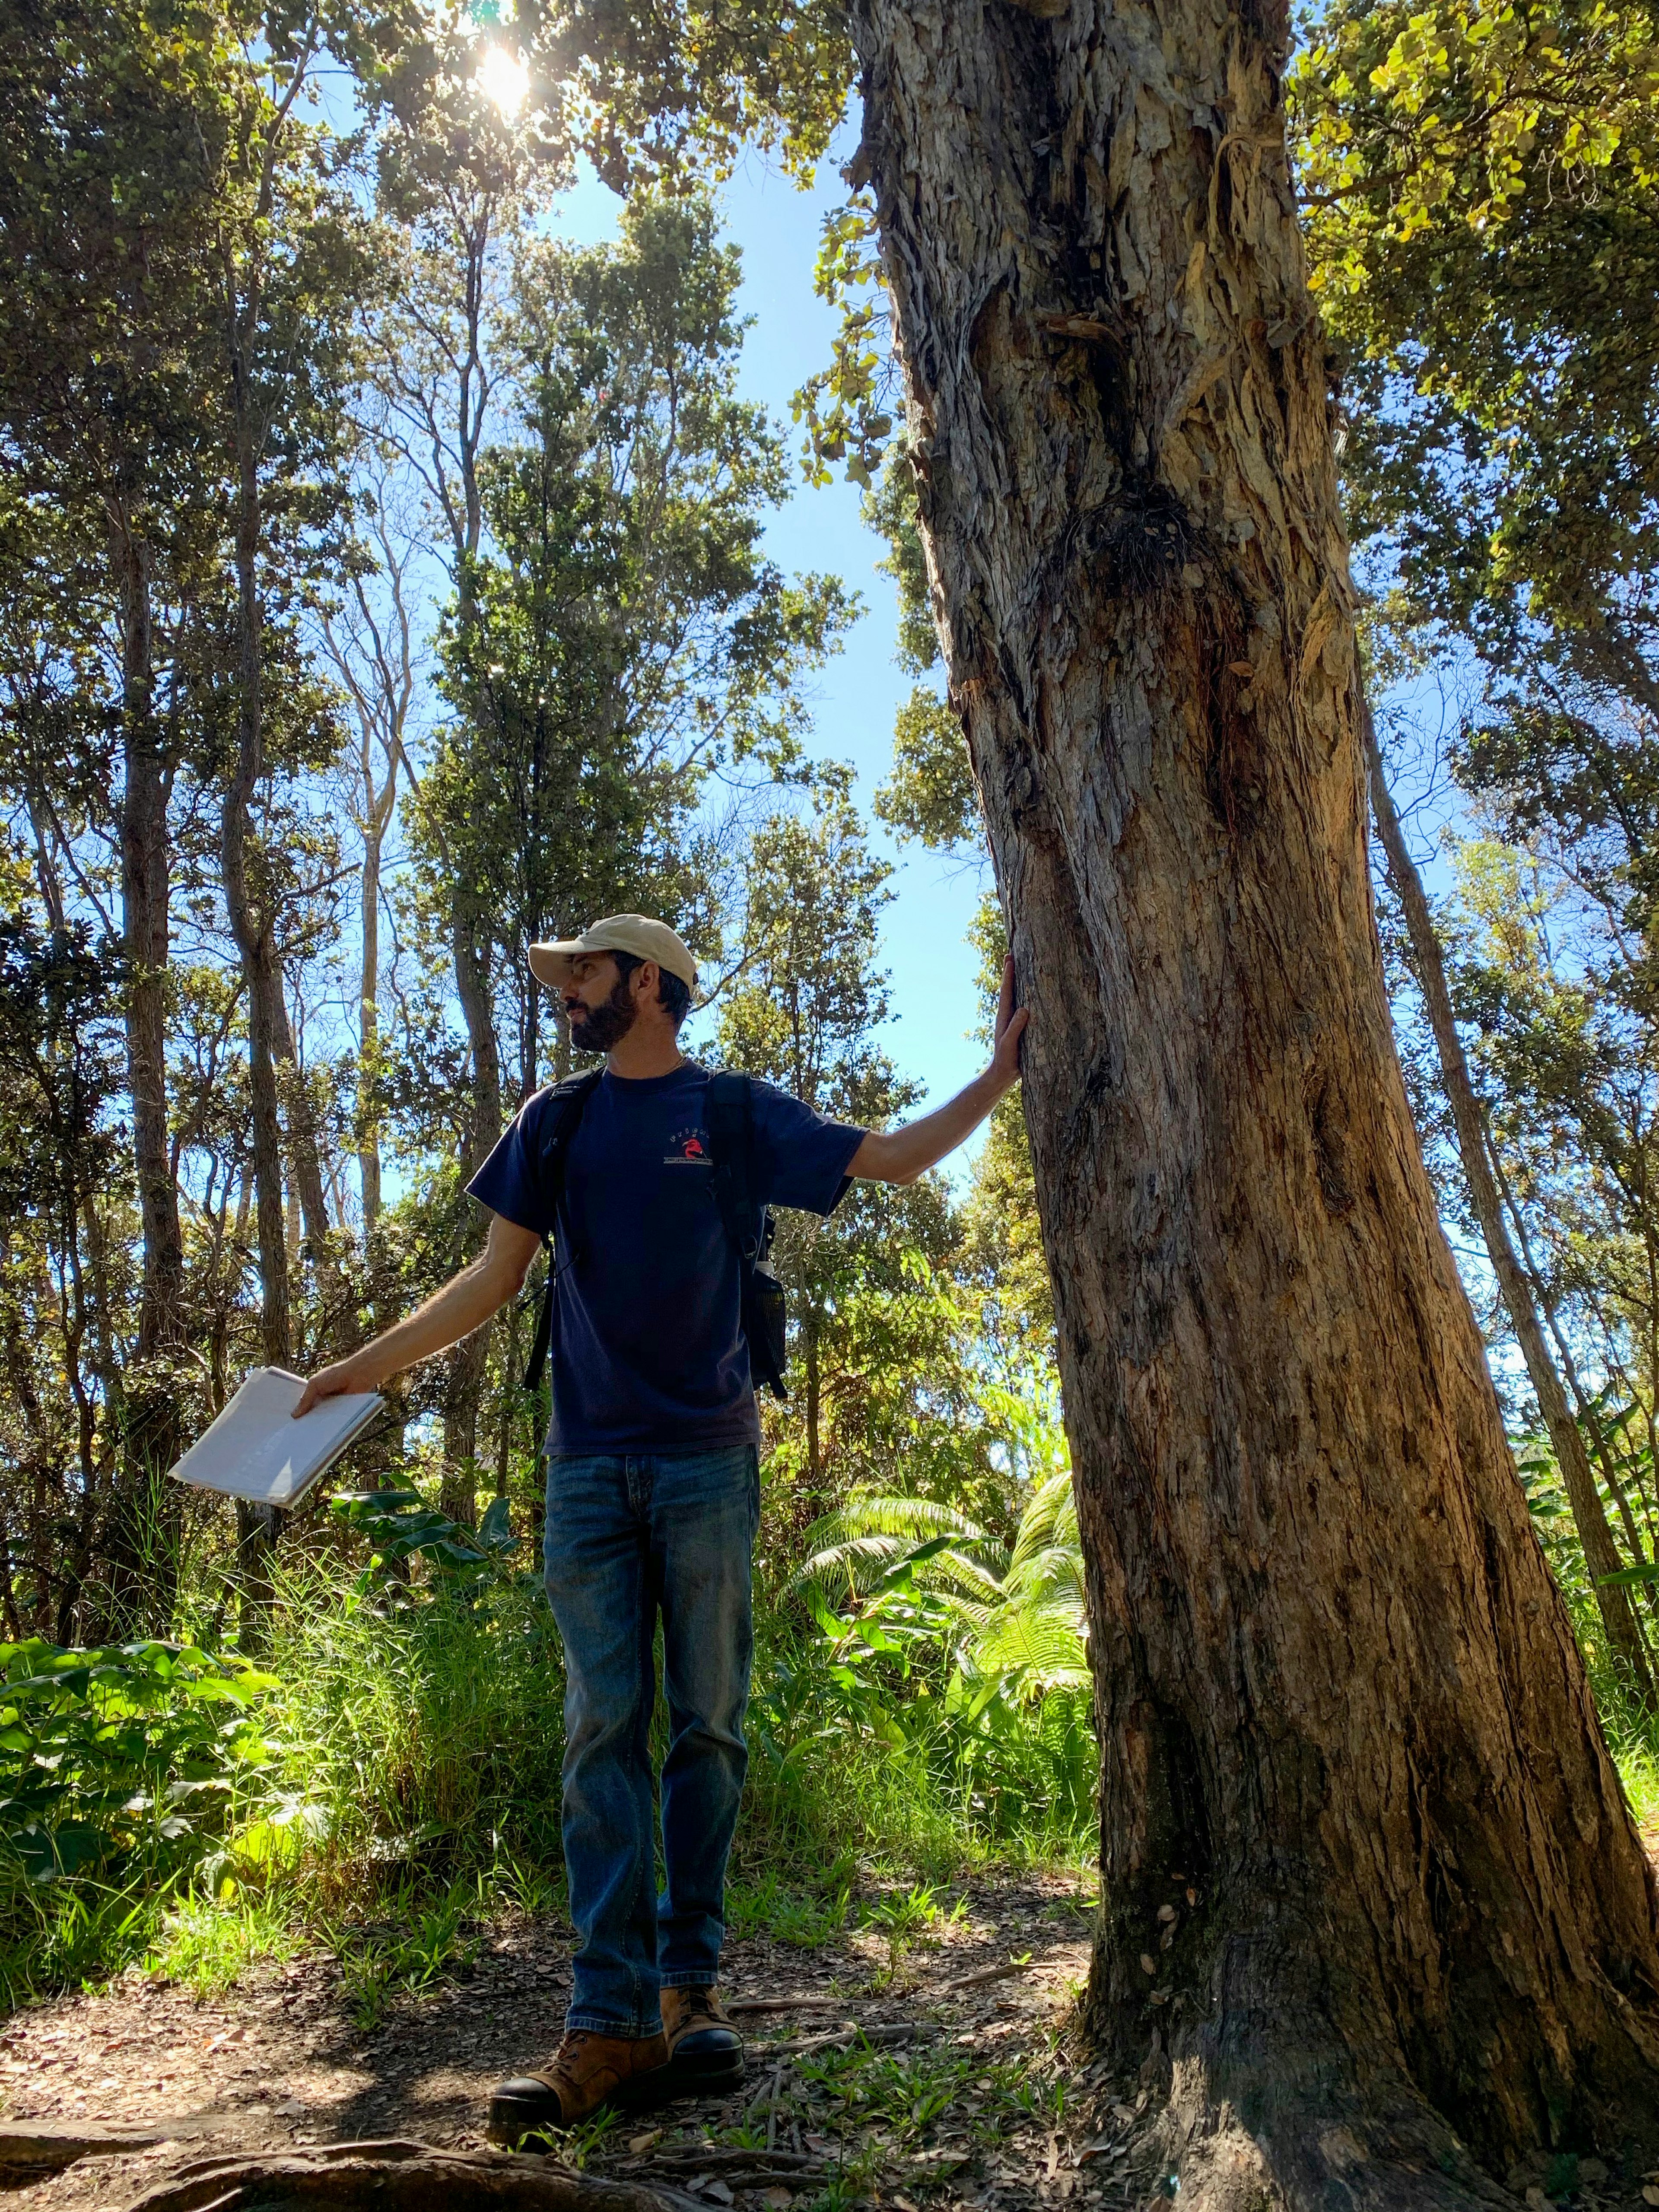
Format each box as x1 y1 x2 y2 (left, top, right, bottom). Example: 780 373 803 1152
454 910 499 1150
273 989 333 1265
804 1312 822 1505
1494 1157 1659 1590
220 307 287 1648
496 1299 521 1500
270 983 341 1357
852 0 1659 2193
442 905 505 1523
112 521 186 1626
355 820 412 1487
1365 717 1655 1698
407 256 499 1519
233 1500 278 1656
360 826 384 1233
221 435 289 1373
116 530 185 1366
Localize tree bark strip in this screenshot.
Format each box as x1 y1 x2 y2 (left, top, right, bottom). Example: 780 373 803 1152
850 0 1659 2193
1363 711 1655 1699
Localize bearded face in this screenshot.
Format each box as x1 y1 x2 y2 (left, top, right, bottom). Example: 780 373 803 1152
565 965 639 1055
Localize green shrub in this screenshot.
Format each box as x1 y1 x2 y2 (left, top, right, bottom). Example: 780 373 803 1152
0 1467 1101 2002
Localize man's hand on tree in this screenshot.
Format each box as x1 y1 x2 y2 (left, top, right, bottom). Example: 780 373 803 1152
989 955 1029 1093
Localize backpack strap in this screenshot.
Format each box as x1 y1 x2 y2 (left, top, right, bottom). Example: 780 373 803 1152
707 1071 763 1265
523 1067 603 1393
708 1072 787 1399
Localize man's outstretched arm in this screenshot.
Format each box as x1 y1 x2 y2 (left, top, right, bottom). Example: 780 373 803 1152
293 1211 543 1415
851 957 1028 1187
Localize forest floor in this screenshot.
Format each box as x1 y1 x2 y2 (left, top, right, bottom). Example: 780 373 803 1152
0 1871 1124 2212
1 1859 1656 2212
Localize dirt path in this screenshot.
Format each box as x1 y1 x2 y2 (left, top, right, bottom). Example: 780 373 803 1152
1 1870 1654 2211
0 1875 1112 2210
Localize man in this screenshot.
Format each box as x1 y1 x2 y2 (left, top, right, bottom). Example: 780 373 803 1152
297 912 1028 2137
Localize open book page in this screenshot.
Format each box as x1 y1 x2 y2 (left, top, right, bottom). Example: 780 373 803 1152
169 1367 383 1508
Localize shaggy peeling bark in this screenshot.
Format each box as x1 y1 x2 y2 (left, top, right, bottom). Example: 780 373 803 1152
850 0 1659 2197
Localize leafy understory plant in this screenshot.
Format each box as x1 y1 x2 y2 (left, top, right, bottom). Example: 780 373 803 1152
859 1881 962 1982
796 1409 1090 1710
772 1406 1095 1855
0 1638 276 1886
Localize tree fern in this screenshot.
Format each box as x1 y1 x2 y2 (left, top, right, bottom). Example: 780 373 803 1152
793 1495 1008 1603
801 1467 1089 1704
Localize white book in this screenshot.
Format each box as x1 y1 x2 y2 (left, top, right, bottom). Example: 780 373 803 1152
168 1367 384 1509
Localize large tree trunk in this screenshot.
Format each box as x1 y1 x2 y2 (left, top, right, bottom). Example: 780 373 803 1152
852 0 1659 2196
1364 711 1655 1700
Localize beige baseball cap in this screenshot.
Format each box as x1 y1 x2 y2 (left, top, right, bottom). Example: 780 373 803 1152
528 914 698 993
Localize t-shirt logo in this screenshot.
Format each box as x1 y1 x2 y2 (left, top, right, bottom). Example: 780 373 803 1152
666 1125 712 1166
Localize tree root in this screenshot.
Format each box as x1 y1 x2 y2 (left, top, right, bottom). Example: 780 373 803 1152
0 2121 172 2175
120 2138 707 2212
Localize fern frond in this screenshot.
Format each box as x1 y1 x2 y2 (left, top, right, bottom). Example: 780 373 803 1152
792 1495 1008 1598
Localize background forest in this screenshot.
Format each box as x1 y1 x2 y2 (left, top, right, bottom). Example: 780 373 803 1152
0 0 1656 2009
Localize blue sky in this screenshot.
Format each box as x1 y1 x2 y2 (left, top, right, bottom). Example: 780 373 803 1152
547 149 994 1117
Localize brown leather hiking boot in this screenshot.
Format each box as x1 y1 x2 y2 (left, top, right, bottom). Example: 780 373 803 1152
662 1986 744 2092
488 2028 670 2142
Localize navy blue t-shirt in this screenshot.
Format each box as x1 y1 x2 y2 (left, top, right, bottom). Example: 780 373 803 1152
467 1061 865 1454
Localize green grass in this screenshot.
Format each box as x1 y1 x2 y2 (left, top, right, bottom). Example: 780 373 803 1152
1544 1551 1659 1836
0 1863 160 2009
728 1866 851 1948
741 1624 1096 1893
751 2022 1075 2200
326 1880 487 2030
1610 1728 1659 1831
256 1550 570 1914
152 1892 299 1995
858 1882 968 1980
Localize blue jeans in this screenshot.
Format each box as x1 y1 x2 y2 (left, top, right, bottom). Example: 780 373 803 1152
542 1442 760 2037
